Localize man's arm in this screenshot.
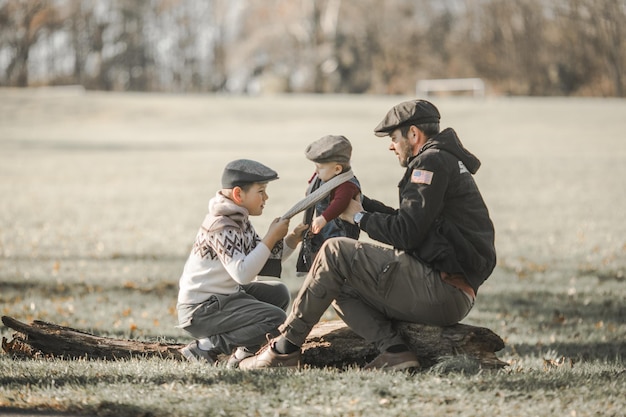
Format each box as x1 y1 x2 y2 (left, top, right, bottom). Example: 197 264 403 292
342 153 449 250
362 195 397 215
364 155 448 250
338 194 397 225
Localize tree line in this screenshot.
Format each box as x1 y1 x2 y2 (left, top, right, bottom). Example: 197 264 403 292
1 0 624 97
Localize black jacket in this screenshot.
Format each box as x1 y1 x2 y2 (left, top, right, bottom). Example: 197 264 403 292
360 128 496 293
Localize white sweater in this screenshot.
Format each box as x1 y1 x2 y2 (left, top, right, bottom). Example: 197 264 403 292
177 192 293 305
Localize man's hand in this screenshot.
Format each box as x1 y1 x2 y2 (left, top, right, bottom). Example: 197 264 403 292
339 199 364 224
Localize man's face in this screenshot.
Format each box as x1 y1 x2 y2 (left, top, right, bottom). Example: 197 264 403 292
388 128 412 167
238 182 269 216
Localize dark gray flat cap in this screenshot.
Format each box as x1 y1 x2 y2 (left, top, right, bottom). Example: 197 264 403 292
305 135 352 164
221 159 279 188
374 99 440 137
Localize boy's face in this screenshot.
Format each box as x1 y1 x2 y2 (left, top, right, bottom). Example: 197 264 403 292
238 182 269 216
314 162 342 182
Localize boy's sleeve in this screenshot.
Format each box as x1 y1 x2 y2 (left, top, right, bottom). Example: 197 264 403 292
214 226 271 285
258 240 283 278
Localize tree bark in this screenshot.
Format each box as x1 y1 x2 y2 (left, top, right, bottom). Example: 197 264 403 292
1 316 182 361
2 316 507 369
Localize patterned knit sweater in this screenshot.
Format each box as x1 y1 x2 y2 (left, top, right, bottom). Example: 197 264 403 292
177 192 293 305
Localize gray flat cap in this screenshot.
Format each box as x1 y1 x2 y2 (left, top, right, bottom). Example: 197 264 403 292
221 159 278 188
305 135 352 164
374 99 440 137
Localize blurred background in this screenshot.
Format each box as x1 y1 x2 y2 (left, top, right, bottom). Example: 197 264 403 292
1 0 624 97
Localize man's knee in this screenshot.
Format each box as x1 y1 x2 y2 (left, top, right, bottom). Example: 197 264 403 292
311 237 357 275
319 236 358 258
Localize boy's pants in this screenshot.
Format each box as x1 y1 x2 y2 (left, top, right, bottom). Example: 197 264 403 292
177 280 290 354
279 237 474 353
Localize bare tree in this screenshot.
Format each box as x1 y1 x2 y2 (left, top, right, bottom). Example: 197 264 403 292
465 0 549 95
0 0 624 96
569 0 625 97
0 0 61 86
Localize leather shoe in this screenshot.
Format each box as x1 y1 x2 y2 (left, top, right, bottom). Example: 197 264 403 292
363 350 420 371
238 340 301 369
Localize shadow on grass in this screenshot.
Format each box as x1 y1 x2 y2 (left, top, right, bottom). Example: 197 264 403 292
475 367 625 394
510 341 625 362
480 289 625 326
0 367 295 393
0 279 177 298
476 288 625 362
0 407 87 417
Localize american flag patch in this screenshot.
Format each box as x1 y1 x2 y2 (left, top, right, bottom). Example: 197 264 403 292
411 169 433 185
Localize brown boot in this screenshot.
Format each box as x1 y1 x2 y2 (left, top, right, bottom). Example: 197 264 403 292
238 341 301 370
363 350 420 371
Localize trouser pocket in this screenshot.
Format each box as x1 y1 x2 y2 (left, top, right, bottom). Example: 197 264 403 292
377 261 401 298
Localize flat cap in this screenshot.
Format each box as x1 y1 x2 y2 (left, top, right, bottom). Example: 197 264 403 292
221 159 278 188
374 99 440 137
305 135 352 164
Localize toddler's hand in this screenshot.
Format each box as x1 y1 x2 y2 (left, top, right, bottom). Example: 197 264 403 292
311 215 327 234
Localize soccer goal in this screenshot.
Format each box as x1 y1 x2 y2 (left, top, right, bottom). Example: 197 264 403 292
416 78 485 97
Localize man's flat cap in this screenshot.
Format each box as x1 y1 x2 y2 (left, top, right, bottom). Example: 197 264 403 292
221 159 278 188
305 135 352 164
374 99 440 137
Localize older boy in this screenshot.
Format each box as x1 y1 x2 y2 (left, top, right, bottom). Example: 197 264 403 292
177 159 306 367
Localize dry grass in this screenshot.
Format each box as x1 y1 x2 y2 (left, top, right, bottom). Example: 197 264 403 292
1 89 625 416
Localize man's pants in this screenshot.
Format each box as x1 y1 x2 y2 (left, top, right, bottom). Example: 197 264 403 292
279 237 474 352
177 280 290 354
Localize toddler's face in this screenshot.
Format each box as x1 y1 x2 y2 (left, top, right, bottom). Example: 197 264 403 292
314 162 342 182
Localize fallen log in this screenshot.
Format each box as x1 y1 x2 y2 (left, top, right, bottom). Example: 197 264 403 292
2 315 507 369
302 320 507 369
1 316 183 361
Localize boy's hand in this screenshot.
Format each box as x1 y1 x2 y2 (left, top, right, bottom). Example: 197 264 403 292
285 223 308 249
311 215 327 234
262 217 289 249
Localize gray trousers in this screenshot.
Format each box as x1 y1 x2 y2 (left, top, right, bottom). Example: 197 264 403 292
280 237 474 353
177 280 290 355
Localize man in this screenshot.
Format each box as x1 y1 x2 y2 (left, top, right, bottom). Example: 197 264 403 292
239 99 496 371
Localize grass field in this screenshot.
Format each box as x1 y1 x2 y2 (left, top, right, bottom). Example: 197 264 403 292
1 88 625 416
